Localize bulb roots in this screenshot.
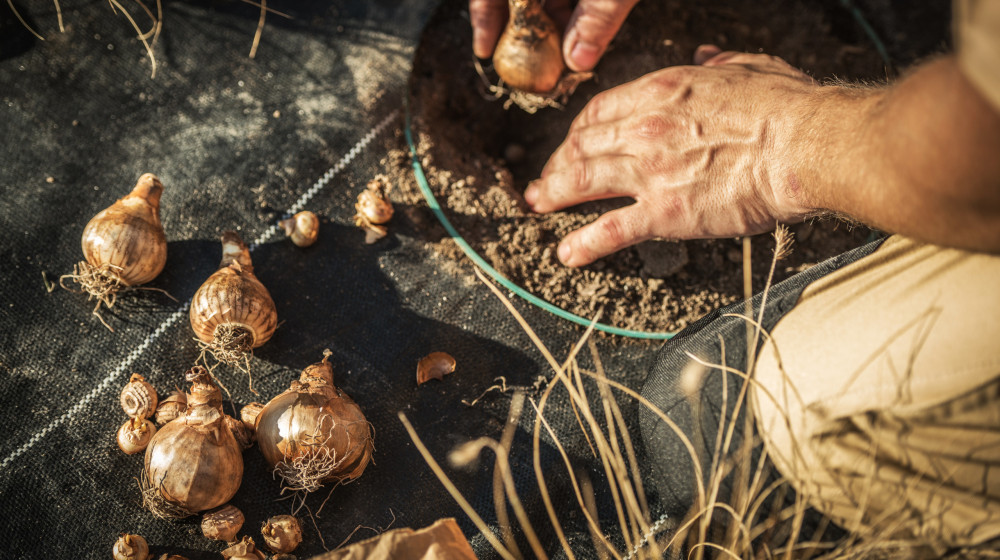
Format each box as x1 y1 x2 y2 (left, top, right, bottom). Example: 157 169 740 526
197 324 256 392
273 416 374 494
139 471 197 520
60 261 125 329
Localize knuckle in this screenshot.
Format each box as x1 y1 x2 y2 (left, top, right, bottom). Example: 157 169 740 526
632 114 671 139
639 153 672 175
596 216 628 249
571 161 590 193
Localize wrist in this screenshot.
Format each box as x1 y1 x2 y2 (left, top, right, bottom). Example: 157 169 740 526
778 84 887 222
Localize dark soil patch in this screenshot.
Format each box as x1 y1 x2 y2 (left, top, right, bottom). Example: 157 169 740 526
386 0 951 334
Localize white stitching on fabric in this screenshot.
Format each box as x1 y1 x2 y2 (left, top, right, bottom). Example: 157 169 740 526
0 109 401 473
623 513 670 560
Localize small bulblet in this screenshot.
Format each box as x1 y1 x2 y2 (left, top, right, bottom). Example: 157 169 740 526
121 373 159 419
261 515 303 554
113 533 150 560
279 211 320 247
222 537 266 560
81 173 167 286
493 0 565 93
142 404 244 519
154 390 187 426
118 417 156 455
202 504 245 541
190 231 277 359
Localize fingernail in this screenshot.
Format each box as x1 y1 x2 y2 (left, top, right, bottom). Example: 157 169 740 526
523 182 538 206
557 242 573 265
569 41 601 71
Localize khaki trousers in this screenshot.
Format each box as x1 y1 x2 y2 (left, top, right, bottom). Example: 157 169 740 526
752 236 1000 549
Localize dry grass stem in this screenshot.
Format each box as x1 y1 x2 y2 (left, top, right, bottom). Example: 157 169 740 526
462 376 509 407
580 471 613 560
398 411 517 560
107 0 159 77
248 0 266 58
494 390 530 558
7 0 44 40
53 0 64 32
530 397 623 558
42 271 56 293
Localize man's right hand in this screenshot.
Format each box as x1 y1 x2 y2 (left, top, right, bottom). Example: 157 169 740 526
469 0 640 72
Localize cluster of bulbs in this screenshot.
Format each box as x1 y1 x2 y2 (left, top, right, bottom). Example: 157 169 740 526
68 173 384 559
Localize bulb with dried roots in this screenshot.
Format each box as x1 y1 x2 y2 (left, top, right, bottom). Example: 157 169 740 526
190 231 277 378
142 370 244 519
61 173 168 329
248 350 374 494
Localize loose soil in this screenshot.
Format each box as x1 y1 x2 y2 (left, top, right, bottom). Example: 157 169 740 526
386 0 951 334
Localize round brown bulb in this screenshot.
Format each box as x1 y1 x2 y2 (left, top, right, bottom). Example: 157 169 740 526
222 536 266 560
189 232 277 367
261 515 303 553
254 351 373 493
62 174 168 328
81 173 168 287
143 399 243 518
493 0 565 93
154 390 187 426
113 533 150 560
279 211 320 247
201 504 244 542
117 417 156 455
121 373 158 419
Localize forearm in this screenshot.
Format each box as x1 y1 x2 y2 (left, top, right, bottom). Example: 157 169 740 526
796 56 1000 252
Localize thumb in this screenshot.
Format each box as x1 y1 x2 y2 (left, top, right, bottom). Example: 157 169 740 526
563 0 640 72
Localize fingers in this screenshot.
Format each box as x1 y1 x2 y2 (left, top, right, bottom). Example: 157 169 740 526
527 155 636 212
563 0 640 72
556 205 652 267
694 44 812 81
693 44 722 65
470 0 508 59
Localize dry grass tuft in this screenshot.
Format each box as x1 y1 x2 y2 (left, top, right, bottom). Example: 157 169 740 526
396 226 856 559
12 0 292 77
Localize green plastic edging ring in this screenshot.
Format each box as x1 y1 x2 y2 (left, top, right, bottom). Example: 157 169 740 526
404 96 674 340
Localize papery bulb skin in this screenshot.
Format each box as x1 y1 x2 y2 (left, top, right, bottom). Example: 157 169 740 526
81 173 167 286
142 403 244 518
202 504 245 541
261 515 303 554
222 537 266 560
189 231 277 350
254 352 374 491
155 390 187 426
493 0 565 94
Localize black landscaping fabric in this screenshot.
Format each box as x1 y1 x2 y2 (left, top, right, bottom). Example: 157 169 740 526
0 1 950 560
0 2 664 559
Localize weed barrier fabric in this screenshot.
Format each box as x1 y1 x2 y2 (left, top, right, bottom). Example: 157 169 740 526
0 2 952 560
0 2 662 559
638 239 884 549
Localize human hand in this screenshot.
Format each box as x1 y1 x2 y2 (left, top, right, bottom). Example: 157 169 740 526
469 0 640 72
524 45 833 267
